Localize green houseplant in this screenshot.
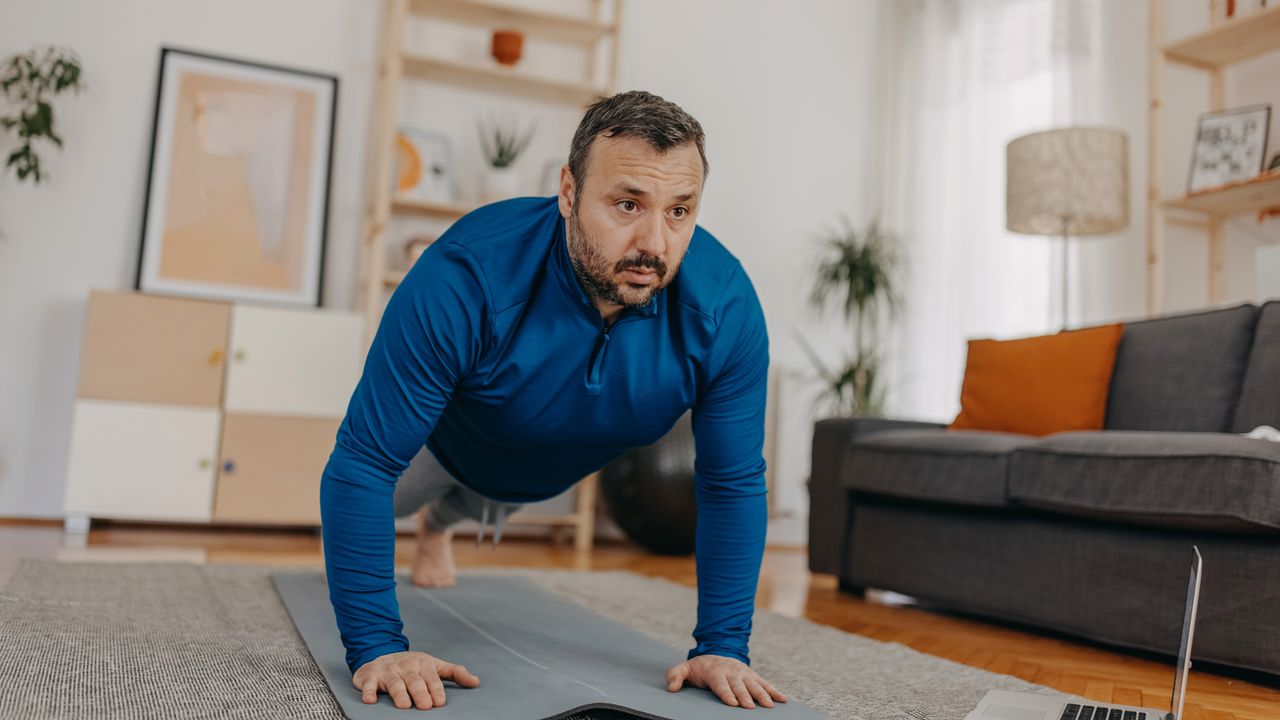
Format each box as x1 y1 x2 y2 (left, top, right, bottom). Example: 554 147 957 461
794 216 900 417
1 44 85 184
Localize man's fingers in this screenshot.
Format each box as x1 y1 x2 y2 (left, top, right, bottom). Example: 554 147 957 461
405 674 434 710
360 677 378 704
709 675 739 707
439 662 480 687
761 679 787 702
386 676 412 710
666 664 688 692
746 677 774 708
731 677 756 709
425 672 448 707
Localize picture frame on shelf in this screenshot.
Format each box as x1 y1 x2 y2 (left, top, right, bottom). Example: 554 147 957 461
394 127 455 204
135 47 337 308
1187 104 1271 193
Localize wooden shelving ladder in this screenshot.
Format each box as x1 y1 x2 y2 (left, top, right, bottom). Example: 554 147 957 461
1148 0 1280 314
355 0 624 553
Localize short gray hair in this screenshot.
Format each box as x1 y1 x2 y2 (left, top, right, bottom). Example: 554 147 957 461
567 90 708 199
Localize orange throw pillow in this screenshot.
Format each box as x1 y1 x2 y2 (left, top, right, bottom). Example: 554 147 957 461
948 323 1125 436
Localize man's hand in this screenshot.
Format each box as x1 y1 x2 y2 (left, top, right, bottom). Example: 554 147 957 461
666 654 788 709
352 651 480 710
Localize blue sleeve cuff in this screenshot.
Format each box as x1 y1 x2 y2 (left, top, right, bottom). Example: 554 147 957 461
347 639 411 676
687 642 751 667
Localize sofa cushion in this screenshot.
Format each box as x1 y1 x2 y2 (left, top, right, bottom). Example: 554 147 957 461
1233 300 1280 433
949 323 1124 436
1009 430 1280 532
1104 304 1255 432
842 429 1035 508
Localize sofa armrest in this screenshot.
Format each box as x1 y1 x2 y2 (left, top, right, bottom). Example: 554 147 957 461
807 417 946 575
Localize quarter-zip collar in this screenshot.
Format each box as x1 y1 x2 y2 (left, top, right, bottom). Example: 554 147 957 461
551 210 661 324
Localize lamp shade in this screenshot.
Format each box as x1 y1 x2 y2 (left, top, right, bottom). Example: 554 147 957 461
1006 127 1129 236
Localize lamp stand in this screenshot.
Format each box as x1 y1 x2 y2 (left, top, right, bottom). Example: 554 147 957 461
1059 216 1070 332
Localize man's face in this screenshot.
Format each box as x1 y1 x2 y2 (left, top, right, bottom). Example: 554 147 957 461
558 134 703 313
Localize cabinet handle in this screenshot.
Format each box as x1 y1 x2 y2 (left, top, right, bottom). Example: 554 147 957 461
208 349 224 365
197 457 211 470
234 349 246 362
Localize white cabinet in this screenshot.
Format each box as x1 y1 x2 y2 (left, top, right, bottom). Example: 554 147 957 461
64 399 221 522
223 304 364 417
64 290 364 530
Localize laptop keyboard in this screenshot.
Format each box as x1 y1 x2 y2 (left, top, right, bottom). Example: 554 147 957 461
1060 704 1146 720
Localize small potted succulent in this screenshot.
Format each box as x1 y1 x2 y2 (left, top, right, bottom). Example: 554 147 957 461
476 110 536 201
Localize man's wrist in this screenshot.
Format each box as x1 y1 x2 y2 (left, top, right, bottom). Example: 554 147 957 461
348 639 411 675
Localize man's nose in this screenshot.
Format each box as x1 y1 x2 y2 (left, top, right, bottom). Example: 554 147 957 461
634 212 667 258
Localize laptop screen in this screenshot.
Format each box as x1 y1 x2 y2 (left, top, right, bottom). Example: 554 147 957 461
1168 546 1203 720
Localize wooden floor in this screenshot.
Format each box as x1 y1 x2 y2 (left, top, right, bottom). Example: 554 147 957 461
1 518 1277 720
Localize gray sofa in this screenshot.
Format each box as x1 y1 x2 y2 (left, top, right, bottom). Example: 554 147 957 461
808 301 1280 677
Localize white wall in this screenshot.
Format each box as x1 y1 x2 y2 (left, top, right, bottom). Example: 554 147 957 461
0 0 882 520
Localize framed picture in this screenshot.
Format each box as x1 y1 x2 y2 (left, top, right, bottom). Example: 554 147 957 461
394 127 454 203
1187 104 1270 193
135 47 337 307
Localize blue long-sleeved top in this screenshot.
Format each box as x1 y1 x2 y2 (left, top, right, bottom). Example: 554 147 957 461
319 195 769 675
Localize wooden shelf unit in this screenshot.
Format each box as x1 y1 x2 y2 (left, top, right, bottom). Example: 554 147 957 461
1147 0 1280 314
1164 2 1280 68
1163 171 1280 214
408 0 615 45
401 52 605 105
390 195 479 219
354 0 624 553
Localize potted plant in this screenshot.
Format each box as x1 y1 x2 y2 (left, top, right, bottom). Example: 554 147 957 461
476 111 536 201
1 44 85 184
794 216 900 417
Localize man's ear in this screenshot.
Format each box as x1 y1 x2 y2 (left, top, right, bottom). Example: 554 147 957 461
557 164 574 219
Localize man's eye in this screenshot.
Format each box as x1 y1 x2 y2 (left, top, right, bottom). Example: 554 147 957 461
619 200 638 212
672 207 688 219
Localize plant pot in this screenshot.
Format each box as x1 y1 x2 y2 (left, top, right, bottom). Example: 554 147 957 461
482 165 521 202
491 30 524 66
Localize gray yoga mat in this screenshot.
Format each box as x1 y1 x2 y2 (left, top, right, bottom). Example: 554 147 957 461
273 571 827 720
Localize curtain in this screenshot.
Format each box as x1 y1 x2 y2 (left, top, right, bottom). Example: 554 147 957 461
880 0 1100 422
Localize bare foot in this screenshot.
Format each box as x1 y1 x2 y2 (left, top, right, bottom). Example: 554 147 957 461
410 511 457 588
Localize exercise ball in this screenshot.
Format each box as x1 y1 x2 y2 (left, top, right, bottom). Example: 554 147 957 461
600 411 697 556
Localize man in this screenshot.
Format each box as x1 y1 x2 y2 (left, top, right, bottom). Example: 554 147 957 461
320 90 786 712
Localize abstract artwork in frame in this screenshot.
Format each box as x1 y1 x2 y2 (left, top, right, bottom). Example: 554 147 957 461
135 47 337 307
1187 104 1271 194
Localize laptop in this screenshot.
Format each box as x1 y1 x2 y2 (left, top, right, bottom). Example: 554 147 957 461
966 545 1203 720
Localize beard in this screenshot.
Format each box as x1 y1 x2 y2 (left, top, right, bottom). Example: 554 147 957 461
566 205 674 308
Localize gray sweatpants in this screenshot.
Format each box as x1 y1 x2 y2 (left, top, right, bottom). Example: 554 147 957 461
392 444 525 547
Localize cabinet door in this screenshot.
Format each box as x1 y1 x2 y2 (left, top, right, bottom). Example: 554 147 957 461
63 399 220 522
211 413 341 525
77 290 230 407
223 305 364 417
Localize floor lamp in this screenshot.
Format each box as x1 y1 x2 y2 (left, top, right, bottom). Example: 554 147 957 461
1006 127 1130 331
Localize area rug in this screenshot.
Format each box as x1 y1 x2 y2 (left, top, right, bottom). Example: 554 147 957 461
0 559 1069 719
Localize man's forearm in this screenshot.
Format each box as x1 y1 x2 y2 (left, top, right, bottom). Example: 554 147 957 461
320 434 411 673
687 484 768 665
